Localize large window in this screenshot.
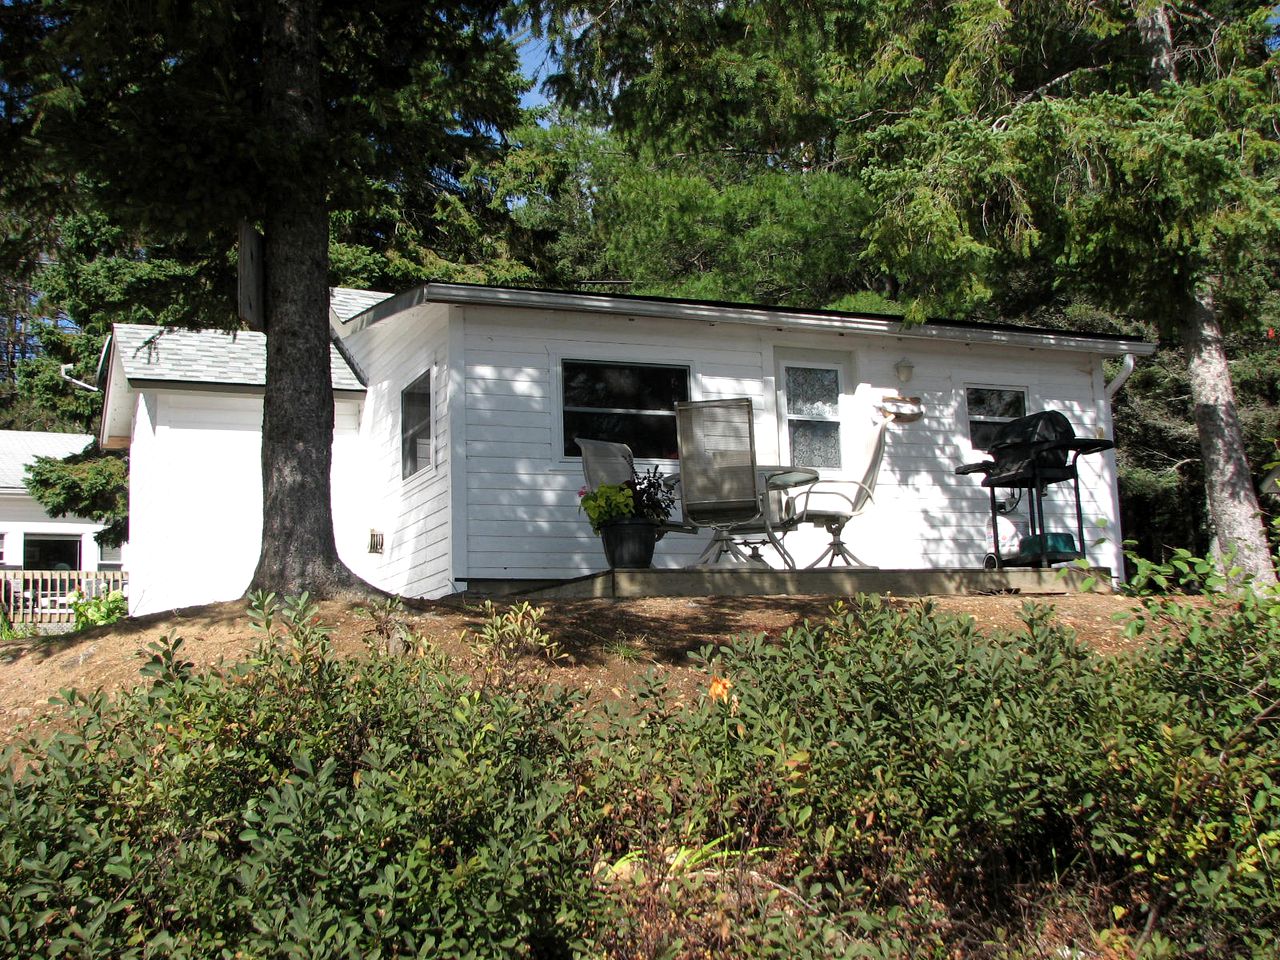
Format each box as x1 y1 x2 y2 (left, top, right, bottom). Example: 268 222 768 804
24 534 81 570
562 360 690 459
781 365 842 468
966 386 1027 451
401 370 432 479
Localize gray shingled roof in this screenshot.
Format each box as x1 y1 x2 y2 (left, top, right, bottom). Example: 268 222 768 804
330 287 392 323
0 430 92 490
111 324 365 391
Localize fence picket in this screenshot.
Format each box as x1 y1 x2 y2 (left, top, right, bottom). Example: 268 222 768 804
1 570 129 625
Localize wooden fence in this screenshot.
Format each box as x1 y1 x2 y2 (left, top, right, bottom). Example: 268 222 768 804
1 570 129 626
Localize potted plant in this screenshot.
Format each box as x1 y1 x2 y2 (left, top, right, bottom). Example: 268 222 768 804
578 466 675 569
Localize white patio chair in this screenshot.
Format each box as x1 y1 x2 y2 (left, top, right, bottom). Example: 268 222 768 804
787 414 894 567
574 436 635 490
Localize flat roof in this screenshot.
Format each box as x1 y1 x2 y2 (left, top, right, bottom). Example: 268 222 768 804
340 282 1157 357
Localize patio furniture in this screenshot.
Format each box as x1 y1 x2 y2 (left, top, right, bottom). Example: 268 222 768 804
955 410 1114 568
675 398 807 567
575 436 635 489
787 414 894 568
574 436 696 539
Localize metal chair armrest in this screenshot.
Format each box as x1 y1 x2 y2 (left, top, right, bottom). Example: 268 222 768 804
787 480 873 521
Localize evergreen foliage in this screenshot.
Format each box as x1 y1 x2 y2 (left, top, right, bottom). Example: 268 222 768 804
534 0 1280 577
0 0 532 596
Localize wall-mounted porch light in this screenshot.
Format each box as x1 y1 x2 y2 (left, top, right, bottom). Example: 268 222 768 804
894 357 915 383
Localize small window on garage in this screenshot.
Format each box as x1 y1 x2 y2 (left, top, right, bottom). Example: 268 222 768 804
402 370 433 479
966 386 1027 451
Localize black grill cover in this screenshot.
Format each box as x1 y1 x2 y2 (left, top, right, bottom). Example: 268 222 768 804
985 410 1076 484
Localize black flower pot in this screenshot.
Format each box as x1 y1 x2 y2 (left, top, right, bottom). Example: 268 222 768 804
599 518 658 569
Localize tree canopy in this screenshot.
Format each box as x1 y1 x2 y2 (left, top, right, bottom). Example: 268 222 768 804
1 0 531 594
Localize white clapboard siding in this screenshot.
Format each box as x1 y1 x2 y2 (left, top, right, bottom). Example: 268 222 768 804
339 301 455 598
450 305 1122 580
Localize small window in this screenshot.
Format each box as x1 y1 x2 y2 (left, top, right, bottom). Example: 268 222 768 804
966 386 1026 451
98 543 123 571
402 370 432 479
562 360 690 459
782 365 842 468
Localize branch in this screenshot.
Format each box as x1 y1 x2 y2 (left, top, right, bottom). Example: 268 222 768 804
992 64 1110 130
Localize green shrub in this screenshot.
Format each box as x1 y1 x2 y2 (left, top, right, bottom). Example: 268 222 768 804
1090 582 1280 956
3 589 1278 958
68 588 128 631
590 598 1120 880
0 594 601 958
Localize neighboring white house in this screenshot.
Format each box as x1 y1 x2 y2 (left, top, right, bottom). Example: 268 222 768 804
0 430 122 572
98 284 1156 616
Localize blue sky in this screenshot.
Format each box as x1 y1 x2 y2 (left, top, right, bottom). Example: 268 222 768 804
517 34 553 110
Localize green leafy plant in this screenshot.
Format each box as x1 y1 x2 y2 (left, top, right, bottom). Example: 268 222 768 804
67 588 128 630
356 595 423 655
465 600 565 688
578 481 635 532
0 607 34 642
5 590 1280 957
578 467 675 534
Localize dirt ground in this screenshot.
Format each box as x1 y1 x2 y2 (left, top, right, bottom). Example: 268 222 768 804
0 590 1154 744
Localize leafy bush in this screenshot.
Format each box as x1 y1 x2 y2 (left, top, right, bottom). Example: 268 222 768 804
1091 581 1280 956
0 594 601 958
3 588 1278 958
68 588 128 631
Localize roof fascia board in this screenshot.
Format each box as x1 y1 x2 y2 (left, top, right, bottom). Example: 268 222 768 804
125 378 366 397
346 283 1156 357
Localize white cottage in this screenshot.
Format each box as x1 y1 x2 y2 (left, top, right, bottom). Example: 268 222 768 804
98 283 1155 615
0 430 122 573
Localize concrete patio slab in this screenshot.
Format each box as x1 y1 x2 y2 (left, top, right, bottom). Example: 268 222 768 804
465 567 1112 600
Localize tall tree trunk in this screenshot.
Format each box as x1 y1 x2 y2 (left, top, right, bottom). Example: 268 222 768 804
1178 281 1277 587
1135 3 1176 88
250 0 360 595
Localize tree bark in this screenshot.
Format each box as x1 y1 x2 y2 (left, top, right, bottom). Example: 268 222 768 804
250 0 362 596
1135 3 1176 88
1178 281 1277 587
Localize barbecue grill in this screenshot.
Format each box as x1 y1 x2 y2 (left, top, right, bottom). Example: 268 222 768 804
956 411 1114 568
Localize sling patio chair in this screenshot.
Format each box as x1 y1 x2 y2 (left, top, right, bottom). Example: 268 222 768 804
674 398 805 567
574 436 695 537
786 413 894 568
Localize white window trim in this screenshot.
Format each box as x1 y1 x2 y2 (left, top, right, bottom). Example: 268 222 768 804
775 348 856 477
551 348 699 470
963 383 1030 453
401 367 435 483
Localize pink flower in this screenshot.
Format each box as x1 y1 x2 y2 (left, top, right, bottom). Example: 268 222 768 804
578 486 588 499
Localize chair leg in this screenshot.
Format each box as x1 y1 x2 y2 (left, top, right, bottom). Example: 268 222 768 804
695 531 763 567
805 522 871 569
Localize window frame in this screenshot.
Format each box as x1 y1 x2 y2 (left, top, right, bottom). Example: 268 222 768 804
401 369 434 481
98 543 123 572
557 357 693 463
779 362 845 470
774 349 855 475
964 384 1029 452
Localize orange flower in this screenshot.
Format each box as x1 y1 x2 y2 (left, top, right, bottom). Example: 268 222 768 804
708 674 734 702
